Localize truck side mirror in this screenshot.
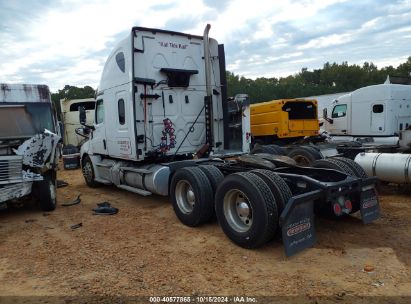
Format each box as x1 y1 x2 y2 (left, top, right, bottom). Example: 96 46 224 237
79 106 86 125
58 121 64 142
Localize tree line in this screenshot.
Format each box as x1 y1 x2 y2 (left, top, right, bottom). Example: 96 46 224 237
227 56 411 103
51 56 411 113
51 85 95 119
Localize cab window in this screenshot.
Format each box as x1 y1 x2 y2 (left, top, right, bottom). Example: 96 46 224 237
96 99 104 124
69 101 95 112
373 104 384 113
118 99 125 125
332 104 347 118
116 52 125 73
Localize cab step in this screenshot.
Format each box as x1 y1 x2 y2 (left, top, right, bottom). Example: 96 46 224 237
117 184 152 196
120 167 152 174
95 162 112 168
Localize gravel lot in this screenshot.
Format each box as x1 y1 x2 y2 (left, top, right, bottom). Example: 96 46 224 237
0 167 410 300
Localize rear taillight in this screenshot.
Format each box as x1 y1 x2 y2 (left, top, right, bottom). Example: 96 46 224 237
333 196 352 216
333 203 342 216
344 200 352 213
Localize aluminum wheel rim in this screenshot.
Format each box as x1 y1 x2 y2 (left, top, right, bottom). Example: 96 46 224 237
175 180 195 214
223 189 253 233
83 161 93 182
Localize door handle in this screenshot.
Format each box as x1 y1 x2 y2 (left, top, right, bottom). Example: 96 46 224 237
103 139 106 150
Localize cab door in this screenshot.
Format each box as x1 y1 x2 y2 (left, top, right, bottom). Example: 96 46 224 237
328 104 348 135
91 99 108 155
370 103 385 133
105 91 133 158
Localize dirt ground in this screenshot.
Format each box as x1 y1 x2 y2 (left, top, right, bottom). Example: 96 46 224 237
0 166 410 300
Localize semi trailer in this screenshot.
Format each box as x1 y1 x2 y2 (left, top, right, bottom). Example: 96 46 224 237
79 25 380 256
0 84 60 211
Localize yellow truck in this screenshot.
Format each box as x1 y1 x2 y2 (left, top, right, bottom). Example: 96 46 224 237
249 98 338 165
250 98 319 142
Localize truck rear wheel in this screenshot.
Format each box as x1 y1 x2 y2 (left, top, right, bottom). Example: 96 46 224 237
198 165 224 193
251 144 285 156
35 172 57 211
312 158 356 176
266 145 286 156
170 167 214 227
287 146 322 166
249 169 292 213
215 172 278 248
333 157 368 178
251 145 273 154
82 155 99 188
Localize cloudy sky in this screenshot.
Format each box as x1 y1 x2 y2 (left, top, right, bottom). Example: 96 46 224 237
0 0 410 92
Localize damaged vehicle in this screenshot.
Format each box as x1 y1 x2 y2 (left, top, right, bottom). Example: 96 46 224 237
0 84 60 211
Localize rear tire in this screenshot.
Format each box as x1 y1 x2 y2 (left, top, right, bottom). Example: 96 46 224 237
251 144 285 156
249 169 292 213
215 172 278 248
198 165 224 221
287 146 322 166
266 145 286 156
170 167 214 227
251 145 274 154
333 157 368 178
312 158 356 176
198 165 224 193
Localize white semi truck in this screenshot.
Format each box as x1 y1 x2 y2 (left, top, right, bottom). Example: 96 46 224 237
0 84 60 211
321 83 411 184
79 25 380 256
322 83 411 149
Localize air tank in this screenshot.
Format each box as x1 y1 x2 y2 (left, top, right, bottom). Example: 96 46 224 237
122 164 170 196
354 152 411 183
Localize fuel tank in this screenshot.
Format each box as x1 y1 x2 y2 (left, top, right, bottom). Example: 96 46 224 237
122 164 170 196
355 152 411 183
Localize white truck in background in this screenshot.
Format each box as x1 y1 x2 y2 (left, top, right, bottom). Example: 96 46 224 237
321 81 411 184
322 83 411 150
78 25 380 256
0 84 60 211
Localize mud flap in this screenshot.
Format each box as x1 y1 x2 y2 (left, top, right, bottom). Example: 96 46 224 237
360 186 380 224
279 190 322 257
